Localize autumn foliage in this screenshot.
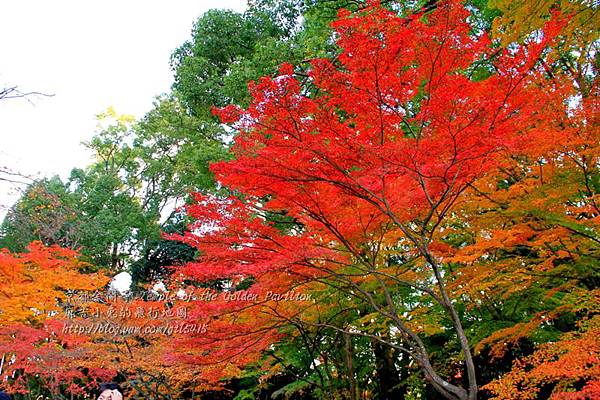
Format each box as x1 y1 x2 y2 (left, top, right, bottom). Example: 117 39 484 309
0 242 112 394
0 0 598 399
0 243 208 397
167 1 597 399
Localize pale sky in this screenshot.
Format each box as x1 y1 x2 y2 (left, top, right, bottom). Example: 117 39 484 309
0 0 246 216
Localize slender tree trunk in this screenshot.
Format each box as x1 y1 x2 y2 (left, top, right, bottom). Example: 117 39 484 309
344 332 358 400
111 242 119 270
372 338 405 400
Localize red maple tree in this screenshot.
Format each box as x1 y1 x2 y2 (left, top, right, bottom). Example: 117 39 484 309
169 1 571 399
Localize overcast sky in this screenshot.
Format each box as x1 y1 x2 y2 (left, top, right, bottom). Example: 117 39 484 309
0 0 246 216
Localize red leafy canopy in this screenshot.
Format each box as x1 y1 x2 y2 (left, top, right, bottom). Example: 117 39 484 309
176 0 566 386
212 1 561 231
